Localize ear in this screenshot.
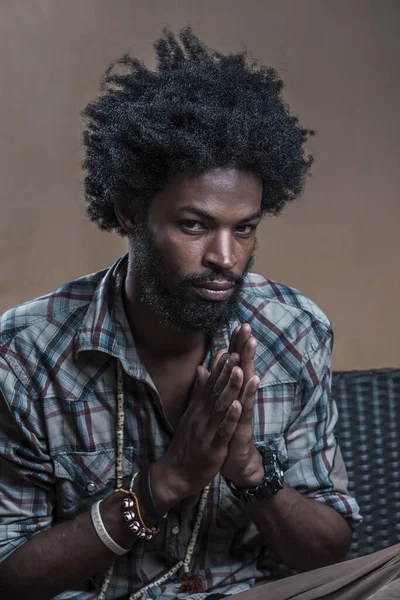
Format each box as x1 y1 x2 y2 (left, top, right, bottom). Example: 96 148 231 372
114 199 144 236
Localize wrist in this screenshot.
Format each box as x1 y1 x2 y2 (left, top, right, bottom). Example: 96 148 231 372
228 446 264 488
151 459 191 511
100 492 135 548
228 445 284 503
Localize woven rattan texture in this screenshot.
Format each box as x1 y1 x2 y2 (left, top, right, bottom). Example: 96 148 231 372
332 368 400 558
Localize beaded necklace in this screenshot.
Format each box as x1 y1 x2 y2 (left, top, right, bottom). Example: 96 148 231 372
98 361 210 599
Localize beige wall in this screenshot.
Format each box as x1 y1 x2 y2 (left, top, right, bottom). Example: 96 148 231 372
1 1 399 370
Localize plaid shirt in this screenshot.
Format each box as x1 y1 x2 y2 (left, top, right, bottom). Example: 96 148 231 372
0 255 361 599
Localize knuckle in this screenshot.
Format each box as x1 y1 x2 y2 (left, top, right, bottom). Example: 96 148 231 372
215 425 230 440
214 399 228 413
218 351 229 363
221 364 233 379
228 375 241 389
214 353 229 372
210 383 223 399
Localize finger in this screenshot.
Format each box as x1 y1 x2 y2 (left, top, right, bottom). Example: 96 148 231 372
212 400 242 445
212 365 243 414
236 323 252 356
229 323 251 355
186 366 210 409
212 348 229 371
228 325 242 353
190 357 228 405
241 337 257 381
206 352 230 390
238 375 259 424
208 354 240 407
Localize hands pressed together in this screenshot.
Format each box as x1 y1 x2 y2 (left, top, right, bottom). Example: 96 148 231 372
155 324 264 502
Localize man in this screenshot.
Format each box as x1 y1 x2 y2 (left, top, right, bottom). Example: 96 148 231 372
0 28 399 600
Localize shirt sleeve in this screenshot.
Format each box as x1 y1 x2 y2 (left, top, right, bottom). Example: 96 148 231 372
283 333 362 529
0 358 55 561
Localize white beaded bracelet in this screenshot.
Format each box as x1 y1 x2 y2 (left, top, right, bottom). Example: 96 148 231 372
91 500 131 556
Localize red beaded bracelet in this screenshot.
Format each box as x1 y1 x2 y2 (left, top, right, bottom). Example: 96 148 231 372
114 488 160 540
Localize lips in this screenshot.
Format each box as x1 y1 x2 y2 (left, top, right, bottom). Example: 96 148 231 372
191 281 235 301
192 281 234 291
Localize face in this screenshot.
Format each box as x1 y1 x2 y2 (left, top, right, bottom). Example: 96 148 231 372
129 168 262 334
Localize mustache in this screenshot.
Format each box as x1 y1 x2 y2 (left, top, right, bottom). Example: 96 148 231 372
180 271 244 287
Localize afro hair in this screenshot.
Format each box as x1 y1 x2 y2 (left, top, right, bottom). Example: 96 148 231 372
82 28 313 234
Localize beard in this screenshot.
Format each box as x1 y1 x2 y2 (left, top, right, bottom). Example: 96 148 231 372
129 222 255 335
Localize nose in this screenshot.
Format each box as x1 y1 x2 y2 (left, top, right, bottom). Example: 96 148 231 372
202 230 237 272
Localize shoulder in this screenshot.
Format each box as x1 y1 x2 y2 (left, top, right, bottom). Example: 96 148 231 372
239 273 332 383
241 273 331 331
0 269 107 379
1 269 106 341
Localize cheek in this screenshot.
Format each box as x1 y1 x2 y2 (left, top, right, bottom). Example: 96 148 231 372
153 243 200 288
235 239 256 267
165 233 205 272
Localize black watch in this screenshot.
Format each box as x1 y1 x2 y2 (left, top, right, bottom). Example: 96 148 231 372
226 444 284 503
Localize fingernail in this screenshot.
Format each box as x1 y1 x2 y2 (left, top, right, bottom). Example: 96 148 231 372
232 366 241 378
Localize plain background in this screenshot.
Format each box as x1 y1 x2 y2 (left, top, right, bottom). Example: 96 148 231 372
0 0 399 370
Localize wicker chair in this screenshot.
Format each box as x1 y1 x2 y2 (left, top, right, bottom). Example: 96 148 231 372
332 368 400 558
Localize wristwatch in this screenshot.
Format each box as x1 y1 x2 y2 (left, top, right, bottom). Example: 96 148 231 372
226 444 284 503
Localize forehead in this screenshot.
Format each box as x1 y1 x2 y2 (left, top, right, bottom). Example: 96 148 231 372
150 168 262 220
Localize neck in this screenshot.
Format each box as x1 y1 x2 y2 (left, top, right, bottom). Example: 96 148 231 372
123 270 207 361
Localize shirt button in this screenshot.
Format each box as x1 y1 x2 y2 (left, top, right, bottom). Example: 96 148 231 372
171 526 180 535
86 483 96 493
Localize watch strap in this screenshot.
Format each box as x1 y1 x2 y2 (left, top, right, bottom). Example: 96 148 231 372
226 444 284 503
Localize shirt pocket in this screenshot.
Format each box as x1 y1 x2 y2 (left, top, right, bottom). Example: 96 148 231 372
253 382 296 441
53 449 134 520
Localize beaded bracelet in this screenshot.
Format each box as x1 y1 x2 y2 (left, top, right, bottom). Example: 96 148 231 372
114 488 160 540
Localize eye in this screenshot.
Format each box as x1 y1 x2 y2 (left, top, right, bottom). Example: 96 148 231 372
235 224 256 236
181 220 205 232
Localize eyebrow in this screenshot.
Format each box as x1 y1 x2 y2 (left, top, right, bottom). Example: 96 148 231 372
177 206 262 224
